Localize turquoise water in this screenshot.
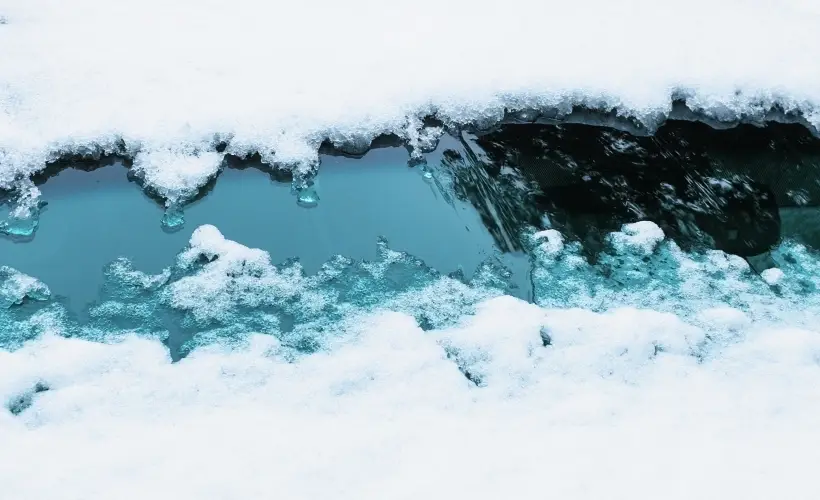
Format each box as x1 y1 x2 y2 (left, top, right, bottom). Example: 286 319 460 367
1 137 536 358
2 125 820 498
2 121 820 361
2 138 531 311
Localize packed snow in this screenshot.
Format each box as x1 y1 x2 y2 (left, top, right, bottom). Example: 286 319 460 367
1 0 820 204
2 222 820 499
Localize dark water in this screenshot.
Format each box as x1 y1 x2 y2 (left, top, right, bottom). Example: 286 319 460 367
457 120 820 257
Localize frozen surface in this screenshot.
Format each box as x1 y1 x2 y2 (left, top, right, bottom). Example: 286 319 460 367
2 222 820 499
3 1 820 495
1 0 820 202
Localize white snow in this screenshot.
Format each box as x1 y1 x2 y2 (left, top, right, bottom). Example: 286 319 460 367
132 147 225 206
2 224 820 499
2 0 820 494
761 266 785 285
1 0 820 201
1 294 819 499
165 224 329 322
608 220 666 255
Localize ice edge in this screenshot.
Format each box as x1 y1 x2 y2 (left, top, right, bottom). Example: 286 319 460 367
1 92 818 232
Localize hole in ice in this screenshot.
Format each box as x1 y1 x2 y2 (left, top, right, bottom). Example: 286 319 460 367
2 119 819 360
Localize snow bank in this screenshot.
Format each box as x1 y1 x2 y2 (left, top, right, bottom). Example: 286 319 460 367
2 291 819 499
2 222 820 498
1 0 819 203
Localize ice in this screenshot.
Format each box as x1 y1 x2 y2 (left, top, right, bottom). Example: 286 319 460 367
0 181 43 236
1 0 820 203
295 185 320 208
0 266 50 308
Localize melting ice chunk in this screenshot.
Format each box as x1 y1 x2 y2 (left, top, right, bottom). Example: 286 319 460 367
0 266 50 308
0 184 44 237
296 186 320 208
161 204 186 231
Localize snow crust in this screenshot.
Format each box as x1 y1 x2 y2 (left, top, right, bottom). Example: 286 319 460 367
2 0 820 203
2 222 820 498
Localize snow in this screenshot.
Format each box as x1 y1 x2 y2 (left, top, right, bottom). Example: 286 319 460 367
132 147 225 207
1 0 820 203
165 224 324 323
761 267 785 285
2 295 819 499
2 0 820 495
2 223 820 498
607 220 666 255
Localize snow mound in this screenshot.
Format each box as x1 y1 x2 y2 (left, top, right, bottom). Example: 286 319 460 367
1 223 820 498
1 0 819 204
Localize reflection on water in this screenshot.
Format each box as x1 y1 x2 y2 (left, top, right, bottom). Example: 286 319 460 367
439 120 820 261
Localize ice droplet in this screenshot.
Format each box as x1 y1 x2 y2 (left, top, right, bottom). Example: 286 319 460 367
296 186 319 208
161 204 185 231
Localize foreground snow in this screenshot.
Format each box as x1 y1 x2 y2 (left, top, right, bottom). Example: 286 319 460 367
2 222 819 499
2 300 819 499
